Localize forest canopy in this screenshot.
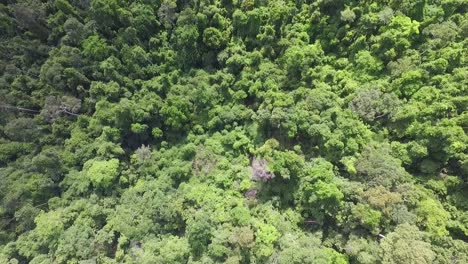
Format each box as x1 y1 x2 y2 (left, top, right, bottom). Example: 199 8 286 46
0 0 467 263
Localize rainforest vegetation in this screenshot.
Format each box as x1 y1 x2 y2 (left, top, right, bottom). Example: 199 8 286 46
0 0 467 263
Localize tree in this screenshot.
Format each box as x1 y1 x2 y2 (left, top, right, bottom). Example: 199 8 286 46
41 96 81 122
130 3 159 38
355 144 409 188
341 8 356 23
158 0 177 29
350 88 400 122
16 210 65 258
127 235 190 264
40 46 89 92
380 224 435 264
110 179 180 240
54 219 95 262
354 50 383 74
61 17 89 47
203 27 227 49
345 236 380 264
251 158 275 182
272 232 347 264
89 81 123 101
84 158 119 188
11 0 49 39
173 9 201 67
253 221 280 259
3 117 40 142
416 199 450 237
187 212 213 258
90 0 130 32
81 35 110 61
295 158 343 221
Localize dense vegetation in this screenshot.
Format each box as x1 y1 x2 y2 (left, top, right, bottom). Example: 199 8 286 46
1 0 467 263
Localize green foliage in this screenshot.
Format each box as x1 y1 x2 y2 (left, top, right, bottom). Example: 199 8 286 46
272 233 347 263
126 235 190 263
351 203 382 230
203 27 227 49
187 212 213 257
0 0 466 263
417 199 450 237
380 224 435 264
341 8 356 23
82 35 110 61
55 0 77 16
84 158 119 188
253 221 280 258
350 88 400 122
16 209 65 258
295 158 343 221
355 144 409 187
0 141 33 164
345 236 380 264
3 118 40 142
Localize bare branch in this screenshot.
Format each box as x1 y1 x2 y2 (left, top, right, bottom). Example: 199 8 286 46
0 104 40 114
